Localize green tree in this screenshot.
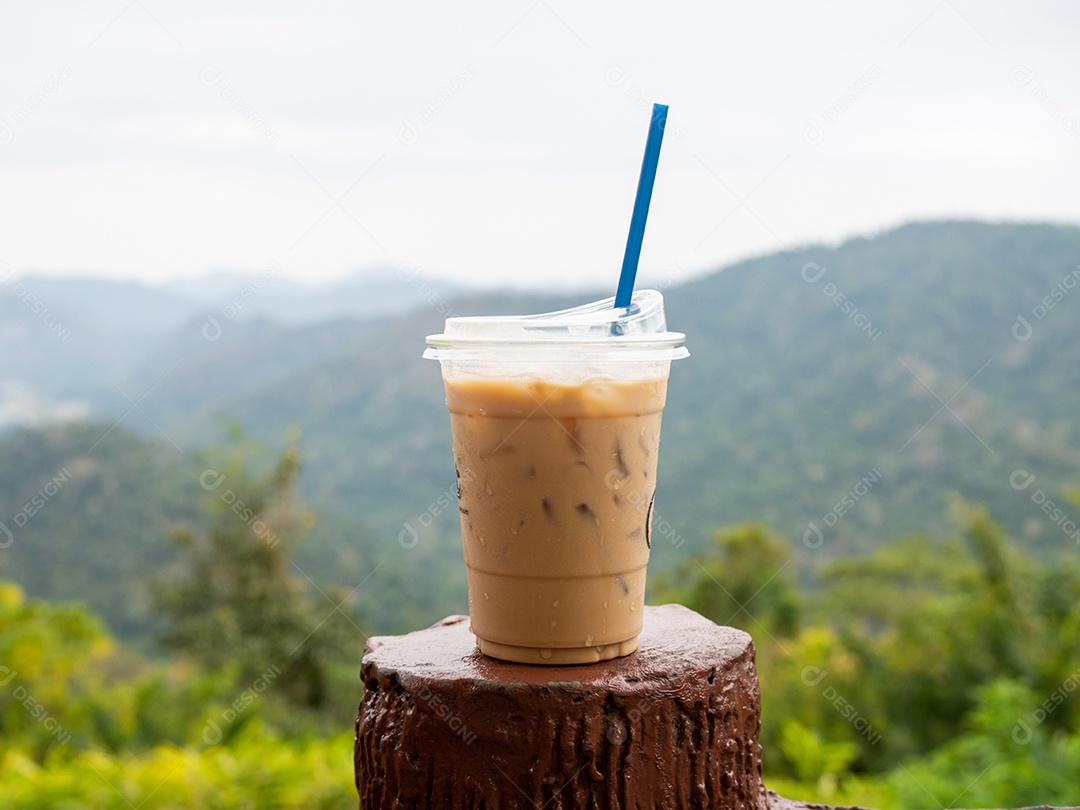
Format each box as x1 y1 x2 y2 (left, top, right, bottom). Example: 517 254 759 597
659 523 800 639
663 500 1080 793
0 582 109 758
776 718 857 789
152 438 359 712
890 679 1080 807
815 497 1080 769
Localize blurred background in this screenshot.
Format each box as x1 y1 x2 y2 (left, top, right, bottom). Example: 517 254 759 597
1 1 1079 807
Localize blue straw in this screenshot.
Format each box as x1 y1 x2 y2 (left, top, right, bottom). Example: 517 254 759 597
615 102 669 309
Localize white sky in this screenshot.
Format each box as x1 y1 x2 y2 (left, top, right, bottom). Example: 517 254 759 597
1 1 1077 290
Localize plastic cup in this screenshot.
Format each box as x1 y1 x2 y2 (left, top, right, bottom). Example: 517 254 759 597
424 290 687 664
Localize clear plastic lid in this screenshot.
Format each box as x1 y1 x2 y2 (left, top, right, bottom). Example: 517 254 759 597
423 289 688 361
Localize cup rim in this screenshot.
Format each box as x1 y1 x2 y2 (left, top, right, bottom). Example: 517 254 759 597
425 331 686 348
422 337 689 361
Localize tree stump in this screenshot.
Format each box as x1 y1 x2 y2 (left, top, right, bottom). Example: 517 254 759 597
355 604 766 809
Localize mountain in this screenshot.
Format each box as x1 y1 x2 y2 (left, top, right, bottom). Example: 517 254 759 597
0 267 470 430
0 277 189 414
3 220 1080 641
132 222 1080 622
158 266 472 325
659 220 1080 560
206 222 1080 602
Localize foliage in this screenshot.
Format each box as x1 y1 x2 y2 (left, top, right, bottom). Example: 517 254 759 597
0 582 111 758
890 679 1080 807
0 582 356 806
0 728 355 810
660 503 1080 806
151 436 361 714
4 488 1080 806
0 423 202 648
776 718 857 785
658 524 800 639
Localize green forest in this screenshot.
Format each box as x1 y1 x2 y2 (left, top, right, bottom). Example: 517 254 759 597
2 438 1079 807
0 441 359 808
3 222 1080 806
5 222 1080 651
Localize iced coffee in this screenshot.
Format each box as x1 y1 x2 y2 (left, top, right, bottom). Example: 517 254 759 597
425 290 686 664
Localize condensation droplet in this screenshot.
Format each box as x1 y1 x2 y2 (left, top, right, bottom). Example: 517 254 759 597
478 535 486 546
540 649 553 660
485 482 494 496
585 635 593 646
552 601 559 608
550 620 557 628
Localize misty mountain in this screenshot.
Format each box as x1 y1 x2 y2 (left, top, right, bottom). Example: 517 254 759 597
3 220 1080 641
177 221 1080 562
0 266 470 429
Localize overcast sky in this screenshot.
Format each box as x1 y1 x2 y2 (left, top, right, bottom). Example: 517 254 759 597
2 1 1077 290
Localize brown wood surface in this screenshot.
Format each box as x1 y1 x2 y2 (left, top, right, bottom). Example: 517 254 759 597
355 605 767 809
